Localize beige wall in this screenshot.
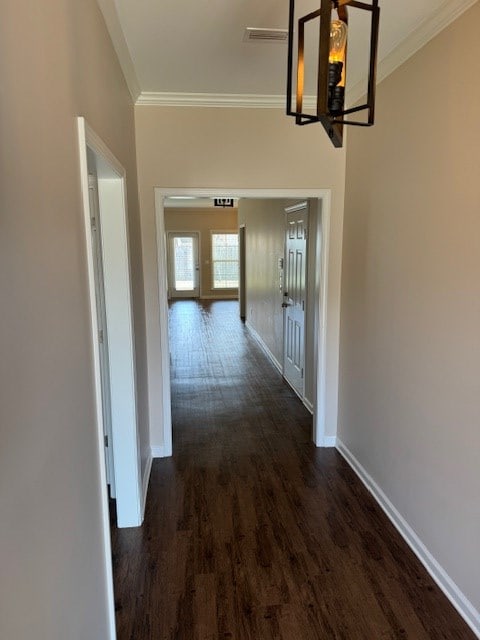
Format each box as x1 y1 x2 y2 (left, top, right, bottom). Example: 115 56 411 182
339 2 480 618
238 199 289 368
238 198 319 409
0 1 147 638
135 106 347 449
165 208 238 298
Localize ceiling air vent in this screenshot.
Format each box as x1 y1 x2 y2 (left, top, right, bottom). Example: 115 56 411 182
243 28 288 43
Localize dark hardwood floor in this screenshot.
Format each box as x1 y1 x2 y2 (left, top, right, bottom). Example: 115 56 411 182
111 299 474 640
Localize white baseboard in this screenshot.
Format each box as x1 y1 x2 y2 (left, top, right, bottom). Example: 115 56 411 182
200 294 238 300
151 444 171 458
336 439 480 639
318 435 337 448
141 453 153 519
246 321 283 375
303 397 314 415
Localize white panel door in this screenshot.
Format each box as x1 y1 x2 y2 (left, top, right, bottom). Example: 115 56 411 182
283 204 308 397
168 232 200 298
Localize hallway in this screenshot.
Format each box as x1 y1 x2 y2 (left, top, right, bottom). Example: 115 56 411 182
111 300 474 639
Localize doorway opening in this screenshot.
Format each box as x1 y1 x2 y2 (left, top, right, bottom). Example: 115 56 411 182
78 118 142 529
77 117 144 638
155 188 332 455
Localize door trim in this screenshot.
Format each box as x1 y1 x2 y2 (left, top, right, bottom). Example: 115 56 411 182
77 117 117 640
78 118 142 529
77 116 145 640
88 174 116 499
154 188 333 451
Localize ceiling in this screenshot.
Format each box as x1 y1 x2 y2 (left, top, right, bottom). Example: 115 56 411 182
99 0 476 104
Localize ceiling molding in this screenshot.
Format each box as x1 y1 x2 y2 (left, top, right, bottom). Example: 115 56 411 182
104 0 476 110
136 92 317 109
96 0 141 101
347 0 479 105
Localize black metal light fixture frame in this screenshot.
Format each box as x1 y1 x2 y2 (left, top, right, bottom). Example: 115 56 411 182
286 0 380 148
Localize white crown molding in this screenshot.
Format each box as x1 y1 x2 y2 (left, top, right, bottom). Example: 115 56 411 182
96 0 141 101
136 92 318 109
137 0 477 110
347 0 479 106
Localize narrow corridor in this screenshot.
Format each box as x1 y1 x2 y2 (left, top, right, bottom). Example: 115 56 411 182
112 300 474 640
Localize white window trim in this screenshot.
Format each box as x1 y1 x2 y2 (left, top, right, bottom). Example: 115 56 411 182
210 229 239 290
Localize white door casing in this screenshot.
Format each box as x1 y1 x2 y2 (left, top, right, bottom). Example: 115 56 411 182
88 173 116 499
154 188 334 451
283 202 308 397
78 117 143 535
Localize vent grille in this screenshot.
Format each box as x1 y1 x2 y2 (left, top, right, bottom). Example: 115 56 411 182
243 28 288 43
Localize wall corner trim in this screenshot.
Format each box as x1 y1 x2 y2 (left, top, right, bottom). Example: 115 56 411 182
141 453 153 519
151 445 172 459
96 0 141 101
318 436 337 448
336 438 480 638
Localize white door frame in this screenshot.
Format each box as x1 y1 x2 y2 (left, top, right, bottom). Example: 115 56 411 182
154 188 331 449
78 119 142 529
77 116 143 639
88 173 116 499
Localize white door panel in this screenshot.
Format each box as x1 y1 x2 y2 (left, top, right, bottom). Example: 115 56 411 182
283 204 308 396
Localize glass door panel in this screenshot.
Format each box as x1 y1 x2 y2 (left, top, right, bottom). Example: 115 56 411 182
168 232 200 298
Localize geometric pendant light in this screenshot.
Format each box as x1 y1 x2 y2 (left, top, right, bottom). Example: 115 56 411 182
286 0 380 147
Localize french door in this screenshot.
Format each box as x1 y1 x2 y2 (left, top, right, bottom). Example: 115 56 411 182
167 232 200 298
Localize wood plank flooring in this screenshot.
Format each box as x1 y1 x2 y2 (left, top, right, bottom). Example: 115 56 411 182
111 299 474 640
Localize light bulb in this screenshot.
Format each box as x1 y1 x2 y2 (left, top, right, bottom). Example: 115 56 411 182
329 19 348 66
328 20 348 115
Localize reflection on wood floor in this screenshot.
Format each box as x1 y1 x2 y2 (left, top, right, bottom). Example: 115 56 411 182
111 299 474 640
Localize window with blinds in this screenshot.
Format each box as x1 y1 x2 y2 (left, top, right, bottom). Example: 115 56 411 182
211 232 239 289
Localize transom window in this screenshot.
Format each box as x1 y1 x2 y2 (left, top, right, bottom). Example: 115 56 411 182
211 232 239 289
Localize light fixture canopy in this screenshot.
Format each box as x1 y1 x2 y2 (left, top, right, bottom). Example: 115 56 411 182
286 0 380 148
